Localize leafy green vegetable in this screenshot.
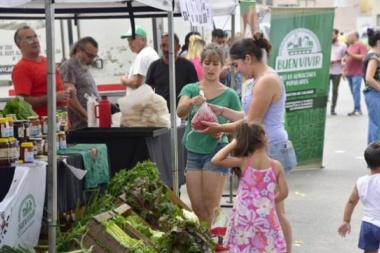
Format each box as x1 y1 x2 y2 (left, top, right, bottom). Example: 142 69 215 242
2 97 37 119
102 220 157 253
113 214 164 245
56 191 115 252
106 160 160 197
122 178 215 252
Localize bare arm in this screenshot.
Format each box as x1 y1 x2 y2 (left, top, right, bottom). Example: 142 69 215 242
176 94 205 119
120 74 145 89
338 185 359 237
208 104 244 122
365 58 380 92
64 82 87 120
347 44 367 61
347 52 365 60
19 90 70 107
211 139 244 168
274 161 288 203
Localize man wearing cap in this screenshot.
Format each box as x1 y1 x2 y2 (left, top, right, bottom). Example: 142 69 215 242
120 26 159 92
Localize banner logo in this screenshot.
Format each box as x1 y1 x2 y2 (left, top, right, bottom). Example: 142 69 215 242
0 212 10 242
275 28 323 73
18 194 36 237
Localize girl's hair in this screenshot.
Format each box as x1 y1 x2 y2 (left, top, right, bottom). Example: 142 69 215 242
186 35 206 60
180 31 201 55
231 120 266 178
234 120 266 157
200 43 225 65
367 28 380 47
229 31 272 61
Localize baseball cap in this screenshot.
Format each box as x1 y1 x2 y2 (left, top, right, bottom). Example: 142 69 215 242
120 26 147 39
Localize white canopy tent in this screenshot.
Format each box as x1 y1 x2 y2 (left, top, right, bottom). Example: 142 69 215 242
0 0 237 251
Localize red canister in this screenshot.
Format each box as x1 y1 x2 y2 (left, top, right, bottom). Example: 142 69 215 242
95 96 111 128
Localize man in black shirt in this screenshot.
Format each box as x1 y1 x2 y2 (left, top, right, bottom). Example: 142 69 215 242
146 33 198 112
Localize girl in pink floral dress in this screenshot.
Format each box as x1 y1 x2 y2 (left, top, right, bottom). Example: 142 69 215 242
212 121 288 253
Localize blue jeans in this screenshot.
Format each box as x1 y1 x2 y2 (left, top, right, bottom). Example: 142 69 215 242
346 75 362 111
267 140 297 177
186 143 230 175
364 88 380 144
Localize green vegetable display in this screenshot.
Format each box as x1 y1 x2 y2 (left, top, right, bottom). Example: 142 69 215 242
113 214 164 245
2 97 37 119
106 160 160 197
102 220 157 253
122 177 215 252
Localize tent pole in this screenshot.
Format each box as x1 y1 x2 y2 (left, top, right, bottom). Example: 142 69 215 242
168 9 179 196
46 0 58 252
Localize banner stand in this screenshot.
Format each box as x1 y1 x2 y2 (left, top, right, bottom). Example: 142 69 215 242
269 8 335 168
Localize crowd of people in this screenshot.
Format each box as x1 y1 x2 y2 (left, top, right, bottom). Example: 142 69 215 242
11 23 380 252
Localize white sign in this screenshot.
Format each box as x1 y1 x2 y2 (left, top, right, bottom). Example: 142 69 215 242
179 0 213 28
0 162 46 249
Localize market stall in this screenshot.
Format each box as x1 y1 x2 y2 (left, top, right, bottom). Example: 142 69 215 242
0 1 238 251
66 126 187 188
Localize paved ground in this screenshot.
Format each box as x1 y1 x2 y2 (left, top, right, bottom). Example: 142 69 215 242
180 78 369 252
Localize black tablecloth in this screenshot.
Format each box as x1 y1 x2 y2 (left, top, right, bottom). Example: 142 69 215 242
0 166 15 202
67 127 187 188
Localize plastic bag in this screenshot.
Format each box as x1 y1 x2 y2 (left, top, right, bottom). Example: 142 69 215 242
191 102 218 131
119 85 170 128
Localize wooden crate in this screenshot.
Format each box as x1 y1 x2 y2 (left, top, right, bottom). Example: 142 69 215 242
86 218 128 253
164 185 191 211
112 204 154 248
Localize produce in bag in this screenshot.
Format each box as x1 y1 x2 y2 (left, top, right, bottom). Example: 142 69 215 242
191 102 218 131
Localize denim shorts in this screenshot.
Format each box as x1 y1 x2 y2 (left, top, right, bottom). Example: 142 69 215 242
358 221 380 250
267 140 297 177
186 143 230 175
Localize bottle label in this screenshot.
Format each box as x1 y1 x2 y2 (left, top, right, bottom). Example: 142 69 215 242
59 140 67 150
18 127 24 138
30 125 39 136
0 148 8 158
1 125 8 137
24 150 34 163
43 122 48 134
25 127 30 138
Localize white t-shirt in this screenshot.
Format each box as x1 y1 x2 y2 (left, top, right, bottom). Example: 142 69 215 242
126 46 159 95
357 173 380 227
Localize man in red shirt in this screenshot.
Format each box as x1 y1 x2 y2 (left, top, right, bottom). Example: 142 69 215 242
11 26 70 118
344 31 367 116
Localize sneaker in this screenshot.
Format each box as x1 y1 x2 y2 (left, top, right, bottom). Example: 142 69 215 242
348 110 362 116
331 111 337 116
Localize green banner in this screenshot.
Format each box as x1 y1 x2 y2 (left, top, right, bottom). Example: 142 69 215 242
269 8 335 167
240 0 257 38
